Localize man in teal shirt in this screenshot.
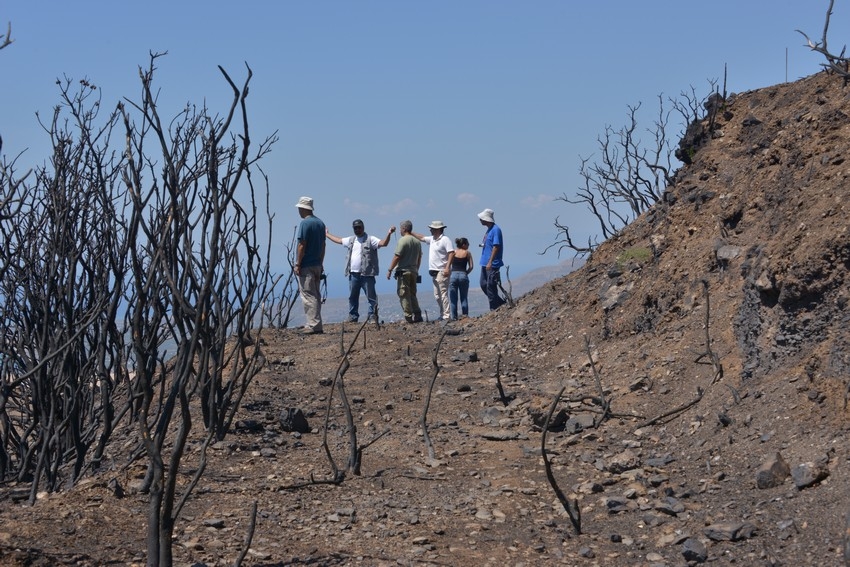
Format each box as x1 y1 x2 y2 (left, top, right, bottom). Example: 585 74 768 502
295 196 326 334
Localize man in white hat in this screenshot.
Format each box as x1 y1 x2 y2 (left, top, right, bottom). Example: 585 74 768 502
295 196 326 334
477 208 506 310
412 221 454 320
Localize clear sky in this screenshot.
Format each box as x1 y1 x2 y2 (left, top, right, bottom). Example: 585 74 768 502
2 1 846 297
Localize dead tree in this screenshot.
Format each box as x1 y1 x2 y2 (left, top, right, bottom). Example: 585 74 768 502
320 320 385 481
119 53 276 567
548 86 719 257
0 78 129 499
798 0 850 80
546 99 671 258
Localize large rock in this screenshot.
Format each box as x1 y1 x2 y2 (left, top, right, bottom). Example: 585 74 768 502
756 452 790 489
279 407 310 433
792 461 829 489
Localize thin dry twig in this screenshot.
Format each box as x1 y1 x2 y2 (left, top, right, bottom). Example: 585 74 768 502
693 280 723 384
0 22 13 50
634 387 704 429
233 500 258 567
584 335 610 426
494 352 511 406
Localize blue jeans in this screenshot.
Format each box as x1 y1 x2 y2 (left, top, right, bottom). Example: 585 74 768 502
449 271 469 319
480 267 506 311
348 273 377 320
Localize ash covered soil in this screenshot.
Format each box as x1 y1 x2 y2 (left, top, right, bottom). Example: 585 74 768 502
3 70 850 566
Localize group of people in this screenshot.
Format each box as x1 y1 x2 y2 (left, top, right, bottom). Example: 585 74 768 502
293 196 506 334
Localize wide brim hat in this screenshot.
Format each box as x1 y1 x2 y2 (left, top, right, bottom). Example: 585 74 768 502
295 196 314 211
428 220 447 230
477 208 495 223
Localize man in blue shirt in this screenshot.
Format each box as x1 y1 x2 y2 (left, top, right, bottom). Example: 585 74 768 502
478 208 506 311
295 196 326 334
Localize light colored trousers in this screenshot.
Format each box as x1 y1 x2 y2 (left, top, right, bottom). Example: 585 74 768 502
431 270 450 320
298 265 323 331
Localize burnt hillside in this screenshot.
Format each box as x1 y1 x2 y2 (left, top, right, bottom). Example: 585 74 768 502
3 70 850 567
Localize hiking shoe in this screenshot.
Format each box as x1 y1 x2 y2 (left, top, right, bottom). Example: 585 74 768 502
300 328 323 335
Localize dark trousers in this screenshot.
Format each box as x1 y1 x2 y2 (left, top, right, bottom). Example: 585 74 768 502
480 267 506 311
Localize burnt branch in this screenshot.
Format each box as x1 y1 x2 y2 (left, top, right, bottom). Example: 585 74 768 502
541 386 581 535
421 327 449 461
234 500 259 567
498 266 515 308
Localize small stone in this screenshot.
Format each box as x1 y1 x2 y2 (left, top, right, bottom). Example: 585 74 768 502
703 522 757 541
202 518 225 529
578 546 594 558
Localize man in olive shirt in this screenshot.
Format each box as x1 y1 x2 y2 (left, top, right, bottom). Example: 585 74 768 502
385 220 423 323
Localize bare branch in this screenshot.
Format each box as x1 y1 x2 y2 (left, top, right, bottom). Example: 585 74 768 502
0 22 13 50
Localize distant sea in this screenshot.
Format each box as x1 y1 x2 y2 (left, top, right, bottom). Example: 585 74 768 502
285 259 581 326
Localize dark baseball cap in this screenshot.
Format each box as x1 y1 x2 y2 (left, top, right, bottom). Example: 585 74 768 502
352 219 364 228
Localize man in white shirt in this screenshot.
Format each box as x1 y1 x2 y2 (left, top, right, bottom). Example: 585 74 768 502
327 219 395 322
412 221 454 321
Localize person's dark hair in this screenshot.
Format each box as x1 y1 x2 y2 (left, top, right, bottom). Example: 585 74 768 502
455 237 469 247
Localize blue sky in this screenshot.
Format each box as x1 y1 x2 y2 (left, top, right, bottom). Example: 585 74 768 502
2 1 846 297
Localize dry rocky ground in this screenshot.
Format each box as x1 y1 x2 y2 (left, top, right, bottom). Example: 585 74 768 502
3 69 850 566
